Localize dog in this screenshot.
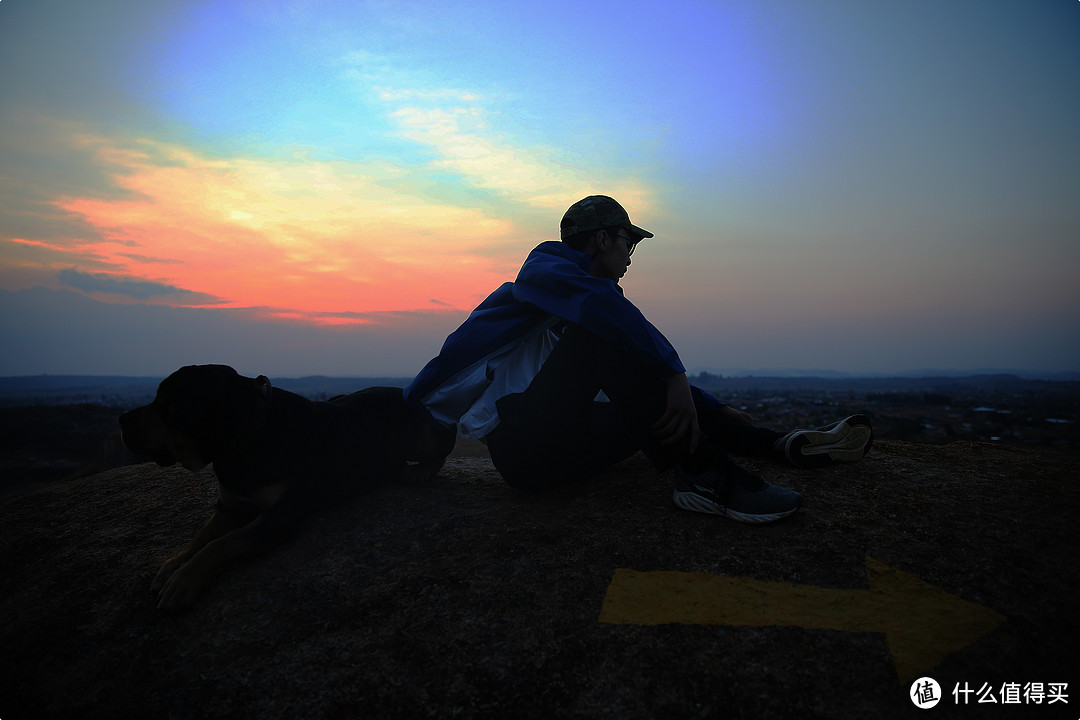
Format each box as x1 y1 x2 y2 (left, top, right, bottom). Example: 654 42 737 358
119 364 455 611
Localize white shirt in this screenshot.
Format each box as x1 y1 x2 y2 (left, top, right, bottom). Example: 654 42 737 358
422 317 561 440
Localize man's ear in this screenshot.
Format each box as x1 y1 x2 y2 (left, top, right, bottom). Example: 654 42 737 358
593 228 609 253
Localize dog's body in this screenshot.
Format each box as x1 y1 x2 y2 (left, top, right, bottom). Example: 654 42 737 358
119 364 455 611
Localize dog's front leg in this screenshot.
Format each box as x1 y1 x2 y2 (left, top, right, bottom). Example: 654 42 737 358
402 457 447 483
151 505 247 597
155 510 296 611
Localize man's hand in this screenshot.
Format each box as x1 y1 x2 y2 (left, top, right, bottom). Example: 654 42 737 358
717 405 755 426
651 373 700 454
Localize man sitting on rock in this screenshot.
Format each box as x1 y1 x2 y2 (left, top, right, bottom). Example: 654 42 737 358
404 195 872 524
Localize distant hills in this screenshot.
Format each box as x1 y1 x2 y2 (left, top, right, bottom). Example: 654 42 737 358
690 368 1080 382
0 375 413 407
1 370 1076 408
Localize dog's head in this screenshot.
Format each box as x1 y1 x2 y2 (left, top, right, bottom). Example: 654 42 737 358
119 365 270 471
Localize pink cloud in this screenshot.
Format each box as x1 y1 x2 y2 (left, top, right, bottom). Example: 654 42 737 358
47 136 518 316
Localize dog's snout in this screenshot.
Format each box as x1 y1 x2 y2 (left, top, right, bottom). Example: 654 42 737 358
118 407 150 452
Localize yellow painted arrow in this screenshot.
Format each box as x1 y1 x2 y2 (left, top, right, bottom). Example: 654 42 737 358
598 557 1005 682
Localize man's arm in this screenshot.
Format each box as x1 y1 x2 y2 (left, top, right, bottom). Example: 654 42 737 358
651 372 700 453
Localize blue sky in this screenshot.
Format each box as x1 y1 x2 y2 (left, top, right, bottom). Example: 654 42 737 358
1 0 1078 377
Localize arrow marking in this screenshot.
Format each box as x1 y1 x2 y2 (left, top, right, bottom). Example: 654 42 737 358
598 556 1005 682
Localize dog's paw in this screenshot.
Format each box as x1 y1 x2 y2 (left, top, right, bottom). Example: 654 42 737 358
400 464 429 484
155 563 206 612
150 555 186 593
402 458 446 483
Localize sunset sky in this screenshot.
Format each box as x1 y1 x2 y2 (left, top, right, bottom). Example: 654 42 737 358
2 0 1078 378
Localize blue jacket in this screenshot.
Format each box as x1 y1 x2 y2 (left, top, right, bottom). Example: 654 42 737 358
404 241 685 416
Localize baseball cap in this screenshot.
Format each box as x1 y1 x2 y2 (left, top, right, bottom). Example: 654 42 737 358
560 195 654 241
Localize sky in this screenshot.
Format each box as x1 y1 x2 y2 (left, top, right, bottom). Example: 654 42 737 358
1 0 1078 378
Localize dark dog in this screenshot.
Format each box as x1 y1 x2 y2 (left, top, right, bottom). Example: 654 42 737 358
119 364 455 611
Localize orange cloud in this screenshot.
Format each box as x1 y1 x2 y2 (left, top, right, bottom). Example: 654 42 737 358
52 137 519 320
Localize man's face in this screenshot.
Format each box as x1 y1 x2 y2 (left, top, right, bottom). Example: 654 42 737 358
589 229 638 283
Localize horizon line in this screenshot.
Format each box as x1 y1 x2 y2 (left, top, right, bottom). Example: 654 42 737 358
2 368 1079 382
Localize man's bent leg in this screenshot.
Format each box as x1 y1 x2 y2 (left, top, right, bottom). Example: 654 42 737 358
691 387 784 458
488 324 709 489
487 325 801 524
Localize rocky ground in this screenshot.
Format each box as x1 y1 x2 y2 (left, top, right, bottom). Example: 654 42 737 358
1 438 1077 719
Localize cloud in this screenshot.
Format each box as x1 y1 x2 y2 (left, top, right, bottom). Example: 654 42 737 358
19 112 655 320
0 114 129 247
339 49 652 213
23 133 520 316
120 253 183 265
2 58 659 325
389 104 649 212
57 268 224 305
377 88 484 104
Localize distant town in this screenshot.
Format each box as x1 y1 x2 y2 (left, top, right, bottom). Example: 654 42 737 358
689 373 1079 448
2 370 1077 492
1 371 1077 449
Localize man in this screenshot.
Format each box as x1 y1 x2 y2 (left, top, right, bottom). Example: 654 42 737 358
404 195 871 523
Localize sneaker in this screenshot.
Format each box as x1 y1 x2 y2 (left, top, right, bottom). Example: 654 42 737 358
672 462 802 524
775 414 873 469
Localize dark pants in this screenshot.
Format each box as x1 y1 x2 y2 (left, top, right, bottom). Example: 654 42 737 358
486 325 780 491
691 386 784 458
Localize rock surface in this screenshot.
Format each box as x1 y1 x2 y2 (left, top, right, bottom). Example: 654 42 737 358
1 439 1077 719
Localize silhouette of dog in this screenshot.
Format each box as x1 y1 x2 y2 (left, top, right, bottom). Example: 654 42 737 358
119 364 455 611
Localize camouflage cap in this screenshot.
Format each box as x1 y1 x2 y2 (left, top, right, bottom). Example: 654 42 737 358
559 195 654 241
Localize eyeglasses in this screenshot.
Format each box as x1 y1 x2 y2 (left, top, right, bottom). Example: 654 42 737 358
615 231 640 257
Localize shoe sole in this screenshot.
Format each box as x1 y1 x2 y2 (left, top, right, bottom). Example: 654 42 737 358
783 415 873 468
672 489 799 525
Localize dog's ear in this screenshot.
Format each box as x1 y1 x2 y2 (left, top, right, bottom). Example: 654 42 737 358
255 375 272 402
238 375 272 420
